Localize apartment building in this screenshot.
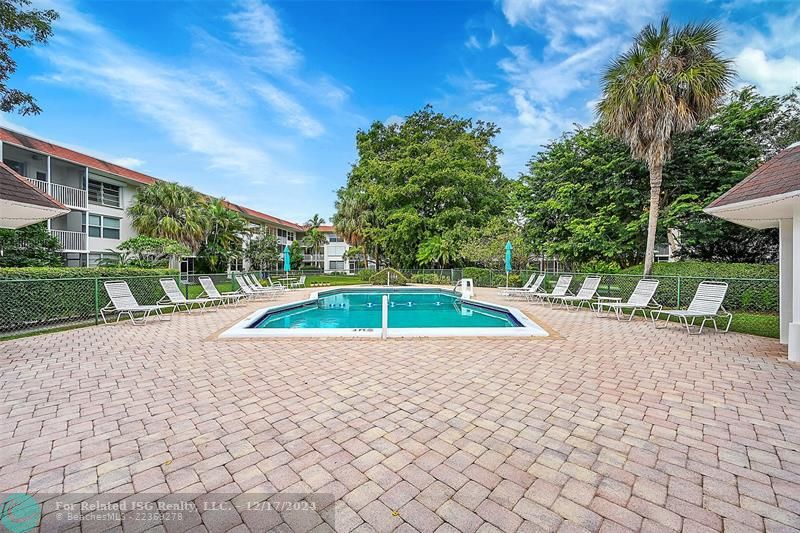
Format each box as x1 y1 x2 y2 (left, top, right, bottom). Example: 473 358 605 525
0 127 350 272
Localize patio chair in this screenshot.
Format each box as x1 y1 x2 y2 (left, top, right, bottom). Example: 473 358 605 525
529 275 573 303
198 276 247 306
234 275 278 300
267 276 287 291
158 278 218 312
290 275 306 289
498 273 540 297
247 273 267 289
652 281 732 334
592 279 662 321
101 280 175 325
501 274 546 299
549 276 601 310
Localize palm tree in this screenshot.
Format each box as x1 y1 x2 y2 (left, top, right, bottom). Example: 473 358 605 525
597 17 733 275
127 181 207 252
301 227 327 269
201 199 248 272
332 189 375 268
305 214 326 229
417 236 459 268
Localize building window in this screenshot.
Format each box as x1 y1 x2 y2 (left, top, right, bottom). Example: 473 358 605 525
328 235 342 243
88 179 121 207
4 159 25 175
36 171 47 181
329 260 345 271
89 252 119 266
88 214 121 239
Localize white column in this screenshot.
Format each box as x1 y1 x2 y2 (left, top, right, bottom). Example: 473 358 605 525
779 219 793 344
46 156 52 231
790 213 800 362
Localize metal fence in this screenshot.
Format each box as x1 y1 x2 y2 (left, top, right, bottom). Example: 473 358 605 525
0 268 780 339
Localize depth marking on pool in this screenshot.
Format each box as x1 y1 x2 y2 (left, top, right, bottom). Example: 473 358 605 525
219 287 548 339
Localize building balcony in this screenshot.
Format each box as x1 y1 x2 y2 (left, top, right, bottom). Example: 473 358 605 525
25 178 87 210
50 229 86 252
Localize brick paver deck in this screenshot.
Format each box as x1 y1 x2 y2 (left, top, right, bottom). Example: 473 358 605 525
1 287 798 532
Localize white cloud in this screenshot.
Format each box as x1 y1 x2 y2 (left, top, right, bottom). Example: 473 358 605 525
254 83 325 137
725 10 800 95
735 48 800 95
489 30 500 48
500 0 663 54
110 157 145 168
465 35 482 50
226 0 301 71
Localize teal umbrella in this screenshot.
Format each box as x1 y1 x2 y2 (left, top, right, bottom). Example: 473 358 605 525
283 244 291 273
505 241 512 288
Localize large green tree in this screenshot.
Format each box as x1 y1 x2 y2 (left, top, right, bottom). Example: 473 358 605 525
0 222 61 266
198 198 247 272
301 228 326 269
597 17 734 275
128 181 207 252
334 105 510 268
518 126 650 269
663 86 800 262
0 0 59 115
245 233 280 271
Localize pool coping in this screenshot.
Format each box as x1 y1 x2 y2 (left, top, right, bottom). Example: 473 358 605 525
218 286 549 339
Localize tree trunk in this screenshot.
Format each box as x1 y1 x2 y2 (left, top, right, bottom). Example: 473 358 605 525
643 163 663 276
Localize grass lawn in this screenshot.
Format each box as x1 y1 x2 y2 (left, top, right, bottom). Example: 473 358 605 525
303 274 364 287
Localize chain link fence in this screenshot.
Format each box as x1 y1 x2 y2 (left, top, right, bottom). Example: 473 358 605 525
0 268 780 339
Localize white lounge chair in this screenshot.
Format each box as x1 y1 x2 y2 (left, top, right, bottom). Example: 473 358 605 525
549 276 601 310
159 278 218 312
247 273 267 289
198 276 246 305
290 275 306 289
592 279 661 320
529 275 573 303
234 275 278 300
239 274 274 294
267 276 287 291
101 280 175 325
652 281 732 334
499 273 544 299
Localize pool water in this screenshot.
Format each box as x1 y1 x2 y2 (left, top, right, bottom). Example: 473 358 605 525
252 289 520 329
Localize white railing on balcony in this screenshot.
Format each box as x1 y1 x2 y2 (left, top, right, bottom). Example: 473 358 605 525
50 230 86 251
24 178 87 209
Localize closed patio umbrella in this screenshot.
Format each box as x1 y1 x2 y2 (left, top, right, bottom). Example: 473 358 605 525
505 241 512 288
283 245 291 274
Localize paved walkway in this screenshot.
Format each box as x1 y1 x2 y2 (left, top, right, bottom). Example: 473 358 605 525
1 287 798 533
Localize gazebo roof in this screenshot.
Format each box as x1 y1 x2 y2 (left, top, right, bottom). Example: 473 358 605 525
705 142 800 229
0 162 69 229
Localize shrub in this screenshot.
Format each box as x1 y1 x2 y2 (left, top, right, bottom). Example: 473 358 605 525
0 267 179 336
620 261 777 279
357 269 376 281
369 268 408 286
410 273 451 285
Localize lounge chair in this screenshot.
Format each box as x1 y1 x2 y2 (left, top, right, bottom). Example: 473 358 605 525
158 278 218 312
529 275 573 303
290 275 306 289
652 281 732 334
247 273 267 289
101 280 175 325
549 276 601 310
592 279 661 320
267 276 287 291
198 276 247 305
234 275 278 299
501 274 546 300
498 273 542 297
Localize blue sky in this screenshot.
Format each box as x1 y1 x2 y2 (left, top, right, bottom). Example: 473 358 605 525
2 0 798 223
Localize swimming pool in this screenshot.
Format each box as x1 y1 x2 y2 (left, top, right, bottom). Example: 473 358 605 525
220 287 548 338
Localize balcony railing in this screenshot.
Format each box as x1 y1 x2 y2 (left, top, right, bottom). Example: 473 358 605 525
50 229 86 251
25 178 87 209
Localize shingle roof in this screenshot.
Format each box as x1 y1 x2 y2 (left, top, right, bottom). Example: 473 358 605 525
707 142 800 209
0 162 67 211
0 127 305 231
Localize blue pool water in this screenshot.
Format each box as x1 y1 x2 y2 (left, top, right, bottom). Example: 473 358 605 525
251 289 521 329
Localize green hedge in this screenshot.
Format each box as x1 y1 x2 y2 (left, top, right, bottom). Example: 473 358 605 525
410 273 452 285
620 261 777 279
0 267 179 335
0 267 177 279
369 268 408 285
